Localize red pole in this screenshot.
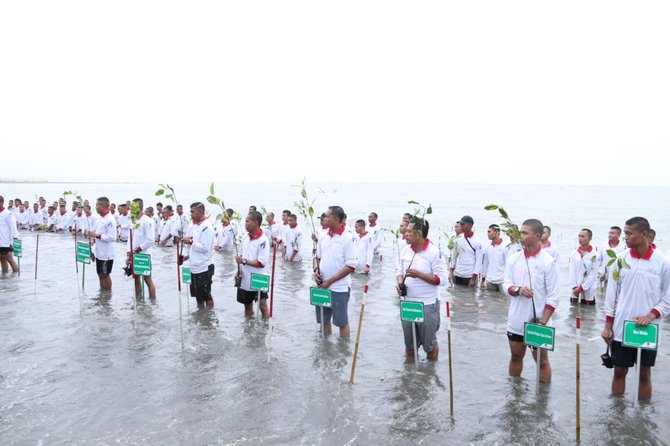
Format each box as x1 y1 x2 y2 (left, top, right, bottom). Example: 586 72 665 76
74 223 78 274
34 234 39 280
269 242 278 318
129 228 134 275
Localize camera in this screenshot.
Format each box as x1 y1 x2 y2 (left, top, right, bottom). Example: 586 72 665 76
601 350 613 369
397 283 407 297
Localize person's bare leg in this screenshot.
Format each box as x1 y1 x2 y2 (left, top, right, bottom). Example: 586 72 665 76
144 277 156 298
427 343 439 360
508 340 526 377
338 324 350 337
639 366 652 401
612 366 628 395
259 300 269 319
244 303 254 316
531 348 552 383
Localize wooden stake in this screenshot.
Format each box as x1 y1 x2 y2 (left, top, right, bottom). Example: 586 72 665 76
349 284 368 384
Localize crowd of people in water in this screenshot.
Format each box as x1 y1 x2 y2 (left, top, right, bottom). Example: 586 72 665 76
0 192 668 401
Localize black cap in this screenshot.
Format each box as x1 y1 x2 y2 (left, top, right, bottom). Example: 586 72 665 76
459 215 474 225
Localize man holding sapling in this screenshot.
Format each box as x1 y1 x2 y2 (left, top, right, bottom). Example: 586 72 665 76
182 202 216 309
396 216 448 359
314 206 357 337
451 215 483 287
568 228 600 305
601 217 670 400
504 219 560 383
84 197 117 290
235 211 270 316
285 213 303 262
126 198 157 299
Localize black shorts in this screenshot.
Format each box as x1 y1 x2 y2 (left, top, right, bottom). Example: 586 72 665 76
236 288 269 305
454 276 471 286
507 331 538 350
0 246 14 255
611 341 657 368
190 264 215 302
96 259 114 275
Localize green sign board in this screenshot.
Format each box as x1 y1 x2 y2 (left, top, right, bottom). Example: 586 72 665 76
76 242 91 264
400 300 425 323
133 253 152 277
310 287 332 307
250 273 270 292
181 267 191 284
524 322 555 351
622 320 658 351
13 239 22 258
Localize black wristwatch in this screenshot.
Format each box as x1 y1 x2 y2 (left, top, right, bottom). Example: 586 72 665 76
242 259 248 265
514 286 521 296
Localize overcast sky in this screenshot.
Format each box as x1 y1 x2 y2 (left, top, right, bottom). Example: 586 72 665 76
1 1 668 186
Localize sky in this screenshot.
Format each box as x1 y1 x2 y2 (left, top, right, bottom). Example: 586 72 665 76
1 1 668 186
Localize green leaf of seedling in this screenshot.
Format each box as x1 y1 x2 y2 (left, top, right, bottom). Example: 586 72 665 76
621 259 631 270
613 270 620 281
407 200 418 205
607 249 617 259
301 188 307 199
607 258 616 267
207 196 219 205
155 189 165 196
216 213 222 221
499 208 509 219
426 205 432 215
308 207 314 217
210 182 215 195
484 204 498 211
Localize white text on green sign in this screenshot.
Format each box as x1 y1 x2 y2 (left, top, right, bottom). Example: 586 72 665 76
622 320 659 351
310 287 332 307
400 301 425 323
133 253 152 276
76 242 91 264
13 239 22 258
181 267 191 283
251 273 270 292
524 322 555 351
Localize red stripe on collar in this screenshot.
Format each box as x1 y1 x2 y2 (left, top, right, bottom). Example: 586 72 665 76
630 247 654 260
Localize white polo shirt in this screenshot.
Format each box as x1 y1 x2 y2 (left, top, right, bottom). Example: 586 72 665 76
188 218 215 274
93 211 117 261
16 210 30 229
504 246 560 336
568 245 600 292
454 233 484 278
316 225 356 293
117 212 131 241
0 207 18 246
542 241 560 263
605 248 670 342
354 231 374 272
286 225 303 262
482 238 506 284
127 214 155 255
398 239 448 305
240 229 270 292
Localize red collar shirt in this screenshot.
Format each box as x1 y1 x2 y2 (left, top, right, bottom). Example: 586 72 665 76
605 248 670 342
